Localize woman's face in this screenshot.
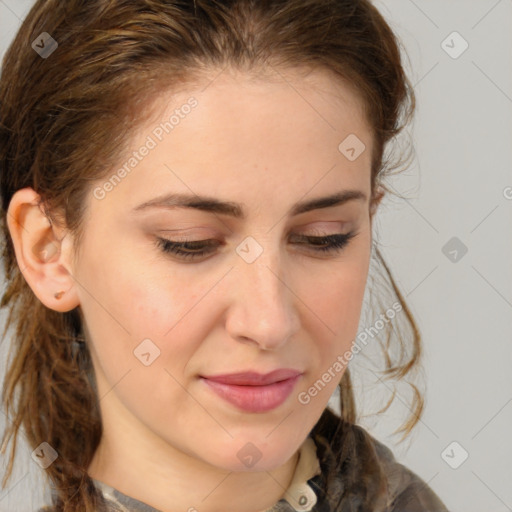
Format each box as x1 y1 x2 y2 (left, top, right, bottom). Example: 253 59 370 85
70 67 376 472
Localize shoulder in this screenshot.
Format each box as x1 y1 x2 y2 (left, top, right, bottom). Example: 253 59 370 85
370 431 450 511
309 407 450 511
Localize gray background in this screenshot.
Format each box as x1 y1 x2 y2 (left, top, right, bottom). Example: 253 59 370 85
0 0 511 511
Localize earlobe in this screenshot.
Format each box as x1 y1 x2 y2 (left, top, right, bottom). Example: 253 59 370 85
6 187 80 313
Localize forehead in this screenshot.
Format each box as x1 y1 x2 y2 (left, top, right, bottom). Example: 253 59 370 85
153 65 371 139
88 66 373 218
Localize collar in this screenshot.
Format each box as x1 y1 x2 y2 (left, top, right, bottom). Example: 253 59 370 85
265 436 322 512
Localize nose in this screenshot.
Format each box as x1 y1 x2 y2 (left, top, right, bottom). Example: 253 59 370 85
225 245 301 351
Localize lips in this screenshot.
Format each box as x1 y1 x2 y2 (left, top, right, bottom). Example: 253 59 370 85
202 368 302 386
200 368 303 413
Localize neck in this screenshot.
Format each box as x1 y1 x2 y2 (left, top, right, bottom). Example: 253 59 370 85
87 399 302 512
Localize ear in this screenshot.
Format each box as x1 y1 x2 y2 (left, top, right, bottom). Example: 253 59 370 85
6 187 80 313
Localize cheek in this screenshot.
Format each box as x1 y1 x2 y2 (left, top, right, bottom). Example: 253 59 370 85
80 228 215 364
301 243 371 368
309 254 369 332
77 252 189 379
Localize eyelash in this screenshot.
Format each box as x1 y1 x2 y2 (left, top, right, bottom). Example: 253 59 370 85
155 231 358 261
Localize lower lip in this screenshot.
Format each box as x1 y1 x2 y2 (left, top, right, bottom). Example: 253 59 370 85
200 375 301 413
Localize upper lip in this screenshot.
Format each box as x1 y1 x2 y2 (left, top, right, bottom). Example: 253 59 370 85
201 368 302 386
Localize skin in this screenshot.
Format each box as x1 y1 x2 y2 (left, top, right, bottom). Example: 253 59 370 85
7 66 383 512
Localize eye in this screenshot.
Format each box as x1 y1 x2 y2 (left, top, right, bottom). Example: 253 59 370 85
155 238 220 261
290 231 358 253
155 231 358 261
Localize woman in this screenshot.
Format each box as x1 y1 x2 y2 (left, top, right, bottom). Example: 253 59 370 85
0 0 450 511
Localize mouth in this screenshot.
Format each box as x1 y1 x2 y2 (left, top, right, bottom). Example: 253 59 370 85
200 369 303 413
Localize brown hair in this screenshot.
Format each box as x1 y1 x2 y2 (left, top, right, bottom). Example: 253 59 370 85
0 0 420 510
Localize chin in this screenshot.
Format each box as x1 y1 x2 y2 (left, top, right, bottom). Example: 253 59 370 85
203 436 298 473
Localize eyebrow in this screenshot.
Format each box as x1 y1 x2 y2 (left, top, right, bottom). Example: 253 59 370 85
132 189 367 218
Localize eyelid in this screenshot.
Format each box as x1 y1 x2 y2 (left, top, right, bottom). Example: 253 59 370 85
155 229 358 262
297 221 353 235
156 228 218 239
302 227 345 237
156 220 351 236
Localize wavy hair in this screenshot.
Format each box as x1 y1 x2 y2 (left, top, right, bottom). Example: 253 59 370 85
0 0 420 510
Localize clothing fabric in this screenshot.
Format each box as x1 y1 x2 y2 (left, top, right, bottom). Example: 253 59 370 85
37 407 450 511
